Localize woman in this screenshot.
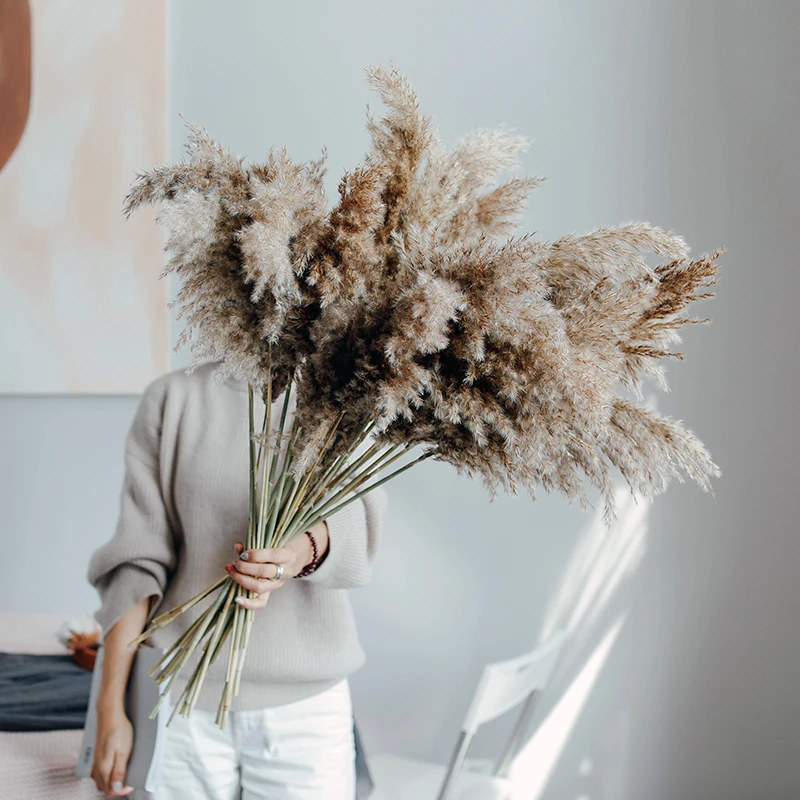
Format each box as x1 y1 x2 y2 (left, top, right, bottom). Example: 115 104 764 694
86 360 387 799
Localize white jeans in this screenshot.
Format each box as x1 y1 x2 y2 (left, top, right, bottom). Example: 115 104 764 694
151 680 356 800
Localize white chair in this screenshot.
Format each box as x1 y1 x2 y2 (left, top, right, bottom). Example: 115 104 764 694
368 632 565 800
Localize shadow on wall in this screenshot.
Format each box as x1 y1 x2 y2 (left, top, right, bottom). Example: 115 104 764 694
507 482 653 799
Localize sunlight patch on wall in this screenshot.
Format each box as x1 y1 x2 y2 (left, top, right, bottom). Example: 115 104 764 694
509 615 626 800
540 484 650 642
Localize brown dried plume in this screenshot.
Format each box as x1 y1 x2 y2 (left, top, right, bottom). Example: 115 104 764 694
124 64 723 528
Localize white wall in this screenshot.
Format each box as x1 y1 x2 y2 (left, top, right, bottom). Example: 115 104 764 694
1 2 798 798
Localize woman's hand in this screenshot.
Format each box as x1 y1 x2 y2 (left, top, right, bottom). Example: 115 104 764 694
90 595 151 797
226 544 293 609
90 707 135 797
227 521 329 609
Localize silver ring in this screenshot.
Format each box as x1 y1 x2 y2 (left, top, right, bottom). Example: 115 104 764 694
271 563 285 582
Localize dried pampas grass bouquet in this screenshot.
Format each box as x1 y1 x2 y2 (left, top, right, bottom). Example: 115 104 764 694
125 63 723 727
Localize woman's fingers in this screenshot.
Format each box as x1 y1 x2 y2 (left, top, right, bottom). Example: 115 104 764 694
110 753 134 796
232 558 287 581
234 591 271 610
227 544 293 607
226 564 285 595
237 546 294 565
91 714 135 797
92 750 133 797
91 748 114 795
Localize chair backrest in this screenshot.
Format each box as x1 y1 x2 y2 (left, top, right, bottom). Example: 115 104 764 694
461 631 565 735
435 632 566 800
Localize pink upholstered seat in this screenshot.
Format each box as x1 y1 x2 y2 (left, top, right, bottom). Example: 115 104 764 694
0 611 104 799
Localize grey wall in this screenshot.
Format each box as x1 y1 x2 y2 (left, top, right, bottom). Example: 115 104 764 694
1 2 798 798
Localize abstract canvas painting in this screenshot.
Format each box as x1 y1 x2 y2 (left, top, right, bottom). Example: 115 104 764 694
0 0 169 394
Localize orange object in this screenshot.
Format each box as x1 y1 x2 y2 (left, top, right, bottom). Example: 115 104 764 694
68 630 100 671
72 645 98 671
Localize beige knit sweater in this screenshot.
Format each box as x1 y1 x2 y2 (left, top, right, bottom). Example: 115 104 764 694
86 361 387 711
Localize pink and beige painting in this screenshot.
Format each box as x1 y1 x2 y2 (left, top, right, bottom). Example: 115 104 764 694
0 0 169 394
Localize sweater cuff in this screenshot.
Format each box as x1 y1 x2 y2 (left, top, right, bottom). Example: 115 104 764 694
301 499 370 590
92 564 164 640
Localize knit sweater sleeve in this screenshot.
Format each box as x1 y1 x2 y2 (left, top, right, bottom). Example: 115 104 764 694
300 486 388 590
86 377 178 638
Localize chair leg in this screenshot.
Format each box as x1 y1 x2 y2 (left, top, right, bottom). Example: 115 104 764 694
436 730 474 800
493 690 541 778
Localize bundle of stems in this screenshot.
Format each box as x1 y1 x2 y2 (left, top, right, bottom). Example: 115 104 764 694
129 368 429 729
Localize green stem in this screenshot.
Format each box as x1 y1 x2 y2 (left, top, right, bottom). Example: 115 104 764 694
324 451 434 518
291 451 432 542
293 445 406 534
272 413 344 542
268 372 294 496
148 606 212 679
247 386 258 551
185 583 236 716
209 612 234 667
264 423 303 547
129 576 227 647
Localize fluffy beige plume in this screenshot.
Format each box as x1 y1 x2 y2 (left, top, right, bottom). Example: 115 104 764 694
125 64 723 528
125 63 727 726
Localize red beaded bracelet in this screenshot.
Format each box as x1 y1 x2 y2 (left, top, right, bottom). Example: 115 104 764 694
294 529 323 578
